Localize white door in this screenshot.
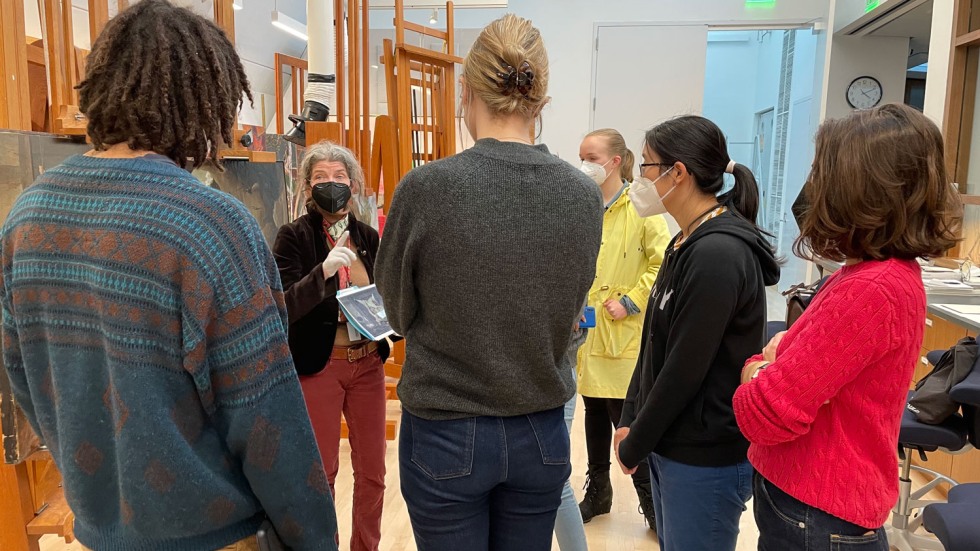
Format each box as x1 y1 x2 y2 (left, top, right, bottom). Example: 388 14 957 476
591 24 708 235
591 24 709 156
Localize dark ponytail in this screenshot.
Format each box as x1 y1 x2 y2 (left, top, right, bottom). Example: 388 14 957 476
645 115 764 230
720 163 760 223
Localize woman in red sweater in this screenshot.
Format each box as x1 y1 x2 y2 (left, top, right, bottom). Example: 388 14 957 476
733 103 960 550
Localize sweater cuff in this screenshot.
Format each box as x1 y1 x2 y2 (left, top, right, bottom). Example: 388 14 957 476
620 296 641 316
732 383 782 446
618 434 643 470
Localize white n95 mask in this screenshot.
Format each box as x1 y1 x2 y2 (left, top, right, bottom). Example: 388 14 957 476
629 169 675 217
579 159 612 185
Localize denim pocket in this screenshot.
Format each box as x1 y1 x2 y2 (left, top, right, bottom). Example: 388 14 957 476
409 415 476 480
754 474 807 529
526 407 570 466
830 530 883 550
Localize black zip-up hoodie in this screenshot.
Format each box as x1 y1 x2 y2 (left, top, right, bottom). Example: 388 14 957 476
618 210 780 468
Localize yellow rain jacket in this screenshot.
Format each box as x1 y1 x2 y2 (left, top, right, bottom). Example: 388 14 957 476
576 187 670 398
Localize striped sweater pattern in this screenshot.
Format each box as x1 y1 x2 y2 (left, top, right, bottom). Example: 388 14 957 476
0 155 337 551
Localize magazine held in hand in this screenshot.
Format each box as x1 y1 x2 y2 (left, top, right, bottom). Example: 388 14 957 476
337 284 396 341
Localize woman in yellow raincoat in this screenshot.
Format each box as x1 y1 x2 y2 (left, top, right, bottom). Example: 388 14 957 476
576 128 670 528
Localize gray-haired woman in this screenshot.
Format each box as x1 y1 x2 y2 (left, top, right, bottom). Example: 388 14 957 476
273 140 388 551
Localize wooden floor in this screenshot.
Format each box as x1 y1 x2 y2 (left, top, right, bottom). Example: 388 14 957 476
39 393 759 551
36 288 873 551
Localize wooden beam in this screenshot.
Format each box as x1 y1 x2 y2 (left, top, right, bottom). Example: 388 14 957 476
51 104 86 135
61 0 78 105
274 54 284 134
395 46 412 176
446 1 454 57
38 0 71 130
87 0 108 47
348 0 359 154
0 0 32 130
274 54 308 135
954 45 978 188
955 28 980 47
291 63 299 115
361 0 372 180
276 53 307 68
334 0 345 144
395 43 463 66
395 0 404 45
306 120 344 146
0 463 34 551
213 0 235 46
402 20 448 41
25 40 43 65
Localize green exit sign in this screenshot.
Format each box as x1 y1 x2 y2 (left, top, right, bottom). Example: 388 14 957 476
866 0 881 12
745 0 776 7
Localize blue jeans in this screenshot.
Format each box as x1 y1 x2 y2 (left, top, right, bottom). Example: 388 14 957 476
554 377 587 551
754 473 887 551
647 453 753 551
400 407 571 551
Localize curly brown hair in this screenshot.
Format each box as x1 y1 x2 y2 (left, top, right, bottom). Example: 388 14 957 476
794 103 960 262
77 0 252 170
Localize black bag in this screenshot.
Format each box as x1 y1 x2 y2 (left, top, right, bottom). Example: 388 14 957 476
782 276 829 329
908 337 978 424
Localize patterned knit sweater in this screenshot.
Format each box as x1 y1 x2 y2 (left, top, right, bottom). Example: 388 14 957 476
733 258 924 529
0 155 338 550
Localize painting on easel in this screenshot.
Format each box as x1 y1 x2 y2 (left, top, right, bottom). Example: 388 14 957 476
192 159 291 247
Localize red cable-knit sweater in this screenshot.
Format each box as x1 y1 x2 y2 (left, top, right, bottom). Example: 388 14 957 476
733 258 925 530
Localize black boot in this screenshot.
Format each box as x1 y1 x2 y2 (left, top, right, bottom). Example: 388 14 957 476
634 480 656 532
578 467 613 523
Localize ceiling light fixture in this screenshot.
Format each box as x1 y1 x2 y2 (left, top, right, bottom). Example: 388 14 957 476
272 9 309 41
429 9 438 25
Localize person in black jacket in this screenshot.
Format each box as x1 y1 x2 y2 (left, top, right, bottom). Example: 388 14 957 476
273 141 389 551
613 116 780 551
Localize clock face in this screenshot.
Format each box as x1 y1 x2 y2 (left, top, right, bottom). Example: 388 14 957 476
846 76 883 110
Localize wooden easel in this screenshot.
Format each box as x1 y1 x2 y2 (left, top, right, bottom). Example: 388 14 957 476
373 0 463 378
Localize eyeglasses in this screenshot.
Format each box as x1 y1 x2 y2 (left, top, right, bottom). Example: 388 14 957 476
639 162 673 172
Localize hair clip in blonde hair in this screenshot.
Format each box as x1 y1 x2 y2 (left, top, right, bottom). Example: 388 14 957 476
496 61 535 98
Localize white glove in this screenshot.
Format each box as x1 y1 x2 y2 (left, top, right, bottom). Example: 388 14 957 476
322 231 357 278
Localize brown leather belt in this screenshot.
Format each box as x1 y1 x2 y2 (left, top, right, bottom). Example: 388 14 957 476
331 341 378 362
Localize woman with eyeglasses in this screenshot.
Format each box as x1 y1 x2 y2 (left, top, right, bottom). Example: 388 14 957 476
613 116 780 551
574 129 669 530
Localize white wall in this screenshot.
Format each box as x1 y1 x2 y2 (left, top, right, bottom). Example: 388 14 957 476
703 32 761 168
23 1 91 49
505 0 831 161
823 35 910 120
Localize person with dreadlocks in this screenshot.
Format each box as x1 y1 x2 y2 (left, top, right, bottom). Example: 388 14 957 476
0 1 338 550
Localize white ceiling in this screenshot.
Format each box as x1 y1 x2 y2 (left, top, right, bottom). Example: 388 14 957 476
868 0 933 67
234 0 309 96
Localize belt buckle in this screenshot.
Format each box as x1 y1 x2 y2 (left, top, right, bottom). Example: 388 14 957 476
347 347 357 363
